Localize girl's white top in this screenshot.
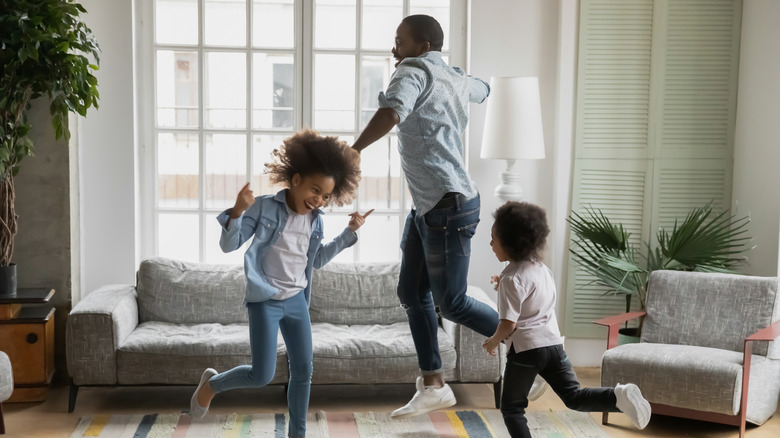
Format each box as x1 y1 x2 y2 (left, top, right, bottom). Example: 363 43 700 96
498 260 564 353
261 205 312 300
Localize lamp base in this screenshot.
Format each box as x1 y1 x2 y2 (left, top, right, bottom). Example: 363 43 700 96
494 162 524 202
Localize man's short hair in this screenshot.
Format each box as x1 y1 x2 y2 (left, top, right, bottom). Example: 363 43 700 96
402 14 444 52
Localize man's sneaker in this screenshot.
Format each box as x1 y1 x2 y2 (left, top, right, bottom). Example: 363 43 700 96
528 376 548 401
390 376 457 419
615 383 651 430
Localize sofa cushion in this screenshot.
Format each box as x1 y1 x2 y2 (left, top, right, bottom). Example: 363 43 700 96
310 262 406 325
136 257 248 324
116 321 288 385
310 322 457 384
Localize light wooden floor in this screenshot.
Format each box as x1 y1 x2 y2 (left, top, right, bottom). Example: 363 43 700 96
3 367 779 437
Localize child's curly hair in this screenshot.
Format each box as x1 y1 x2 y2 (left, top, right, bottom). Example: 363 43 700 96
265 130 361 206
492 201 550 262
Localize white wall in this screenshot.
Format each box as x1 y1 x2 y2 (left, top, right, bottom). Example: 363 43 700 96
80 0 138 294
732 0 780 277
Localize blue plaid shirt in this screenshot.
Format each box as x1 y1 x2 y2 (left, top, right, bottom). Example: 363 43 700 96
378 51 490 214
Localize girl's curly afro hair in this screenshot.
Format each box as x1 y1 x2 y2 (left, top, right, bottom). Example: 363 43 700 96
264 130 361 206
492 201 550 262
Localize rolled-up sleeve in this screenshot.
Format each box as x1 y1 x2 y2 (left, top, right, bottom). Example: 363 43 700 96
469 77 490 103
377 64 427 123
217 201 259 253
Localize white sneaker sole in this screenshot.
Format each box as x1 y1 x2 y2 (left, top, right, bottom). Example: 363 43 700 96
390 397 457 419
618 384 651 430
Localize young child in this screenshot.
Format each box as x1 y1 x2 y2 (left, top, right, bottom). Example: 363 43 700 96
483 201 651 438
190 130 371 438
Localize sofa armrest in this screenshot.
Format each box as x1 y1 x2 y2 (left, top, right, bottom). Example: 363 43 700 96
593 311 647 350
442 286 505 383
66 285 139 385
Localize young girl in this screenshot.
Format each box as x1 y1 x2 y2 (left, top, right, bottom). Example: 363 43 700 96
190 130 370 438
483 201 651 438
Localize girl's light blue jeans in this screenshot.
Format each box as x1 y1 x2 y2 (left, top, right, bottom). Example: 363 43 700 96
209 292 312 438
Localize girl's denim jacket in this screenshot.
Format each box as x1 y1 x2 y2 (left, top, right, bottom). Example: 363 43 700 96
217 189 357 305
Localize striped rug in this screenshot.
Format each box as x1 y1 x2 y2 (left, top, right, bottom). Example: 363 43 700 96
69 410 609 437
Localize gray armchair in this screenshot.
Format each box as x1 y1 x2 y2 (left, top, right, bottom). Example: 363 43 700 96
0 350 12 434
595 270 780 438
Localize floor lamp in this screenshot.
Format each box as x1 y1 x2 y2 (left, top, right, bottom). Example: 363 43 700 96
480 77 546 202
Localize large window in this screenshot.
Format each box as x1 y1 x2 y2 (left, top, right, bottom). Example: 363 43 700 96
140 0 466 265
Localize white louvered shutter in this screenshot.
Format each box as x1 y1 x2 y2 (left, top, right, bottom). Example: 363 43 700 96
566 0 742 337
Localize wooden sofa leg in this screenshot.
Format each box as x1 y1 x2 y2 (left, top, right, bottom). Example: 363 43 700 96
602 411 609 425
68 380 79 413
494 378 502 409
1 402 5 434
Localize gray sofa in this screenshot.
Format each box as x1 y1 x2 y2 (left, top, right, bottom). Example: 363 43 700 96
66 257 505 412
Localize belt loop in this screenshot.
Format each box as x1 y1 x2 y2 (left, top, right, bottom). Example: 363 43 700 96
454 194 461 210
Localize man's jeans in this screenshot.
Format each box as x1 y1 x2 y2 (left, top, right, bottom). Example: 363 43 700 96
501 344 619 437
397 194 499 374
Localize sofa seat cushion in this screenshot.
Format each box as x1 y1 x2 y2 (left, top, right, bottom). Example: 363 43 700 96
310 322 457 384
602 342 780 423
116 322 288 385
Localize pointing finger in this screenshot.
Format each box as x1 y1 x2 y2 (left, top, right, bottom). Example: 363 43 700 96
362 209 375 218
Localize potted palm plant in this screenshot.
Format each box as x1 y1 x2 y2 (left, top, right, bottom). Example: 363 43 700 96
0 0 100 295
568 203 753 340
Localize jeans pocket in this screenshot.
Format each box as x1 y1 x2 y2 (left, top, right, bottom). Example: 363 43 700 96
456 220 479 256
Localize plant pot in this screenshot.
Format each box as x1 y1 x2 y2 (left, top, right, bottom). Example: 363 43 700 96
618 327 640 345
0 263 17 297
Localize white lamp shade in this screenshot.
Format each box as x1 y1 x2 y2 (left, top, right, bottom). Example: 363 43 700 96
480 76 546 160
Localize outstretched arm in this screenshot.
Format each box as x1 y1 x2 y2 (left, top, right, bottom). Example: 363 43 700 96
352 108 400 153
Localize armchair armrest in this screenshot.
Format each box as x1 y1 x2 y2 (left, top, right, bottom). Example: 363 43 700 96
66 285 139 385
746 319 780 342
593 311 647 350
442 286 505 383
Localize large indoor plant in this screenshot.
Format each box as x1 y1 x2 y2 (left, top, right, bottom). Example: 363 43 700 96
0 0 100 295
568 203 753 338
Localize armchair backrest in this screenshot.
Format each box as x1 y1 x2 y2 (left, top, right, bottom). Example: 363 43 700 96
642 270 780 358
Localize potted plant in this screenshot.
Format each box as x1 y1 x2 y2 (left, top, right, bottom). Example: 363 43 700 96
0 0 100 295
567 203 753 341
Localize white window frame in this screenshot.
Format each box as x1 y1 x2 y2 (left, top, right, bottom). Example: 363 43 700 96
136 0 468 264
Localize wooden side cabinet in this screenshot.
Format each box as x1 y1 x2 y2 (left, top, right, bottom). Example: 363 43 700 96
0 288 56 403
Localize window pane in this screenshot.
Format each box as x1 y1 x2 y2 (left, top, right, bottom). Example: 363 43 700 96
157 133 199 208
155 0 198 45
205 0 247 46
157 50 199 128
357 215 400 262
314 54 355 131
205 133 247 209
314 0 356 49
205 52 247 128
357 137 401 210
205 215 246 265
321 214 354 263
253 0 294 48
158 213 199 262
253 54 294 130
410 0 450 51
360 55 394 129
252 134 288 196
362 0 402 50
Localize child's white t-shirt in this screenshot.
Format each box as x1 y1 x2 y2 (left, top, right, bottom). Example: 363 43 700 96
498 260 563 353
262 205 312 300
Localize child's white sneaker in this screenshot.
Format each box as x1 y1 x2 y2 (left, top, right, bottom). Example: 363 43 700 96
528 376 548 401
190 368 217 419
615 383 651 429
390 376 457 419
